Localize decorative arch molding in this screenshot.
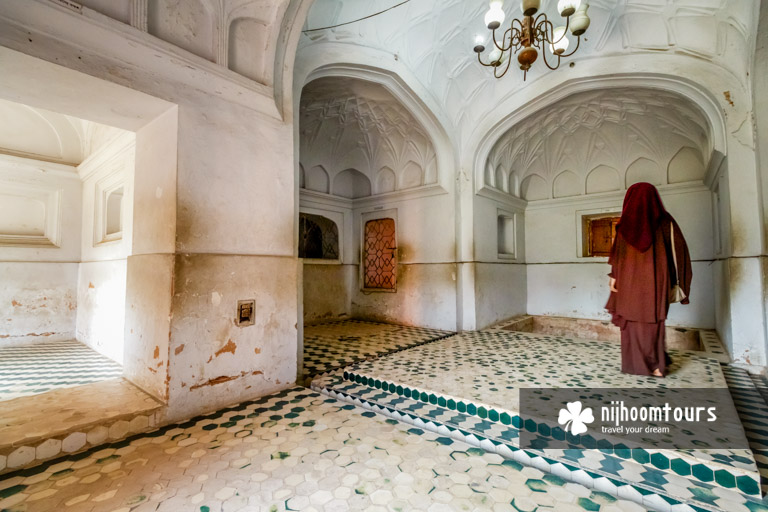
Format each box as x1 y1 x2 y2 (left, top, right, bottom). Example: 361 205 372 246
293 45 456 193
471 71 731 195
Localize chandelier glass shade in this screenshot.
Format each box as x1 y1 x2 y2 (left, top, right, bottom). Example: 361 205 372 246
473 0 590 80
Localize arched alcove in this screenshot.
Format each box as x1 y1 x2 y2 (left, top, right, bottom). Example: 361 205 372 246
333 168 371 199
376 167 396 194
520 174 548 201
553 170 580 198
626 157 663 188
401 161 423 189
586 165 621 194
668 147 705 184
228 17 269 84
305 165 329 193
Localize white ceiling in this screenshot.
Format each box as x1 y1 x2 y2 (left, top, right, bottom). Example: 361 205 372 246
0 98 124 167
300 0 758 143
486 87 711 198
300 76 438 193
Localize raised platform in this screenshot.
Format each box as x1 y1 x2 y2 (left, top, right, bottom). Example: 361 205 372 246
488 315 730 361
313 330 766 512
302 319 454 383
0 378 162 475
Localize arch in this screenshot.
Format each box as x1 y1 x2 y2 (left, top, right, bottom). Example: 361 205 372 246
552 170 581 198
376 166 396 194
401 161 423 189
294 52 456 194
668 146 705 184
585 165 621 194
484 162 494 187
298 163 306 189
471 72 728 194
333 168 371 199
305 165 329 193
626 157 663 188
495 164 507 192
508 171 520 196
520 174 548 201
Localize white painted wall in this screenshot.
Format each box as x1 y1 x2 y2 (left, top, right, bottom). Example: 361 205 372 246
0 155 82 344
75 134 135 363
525 186 716 328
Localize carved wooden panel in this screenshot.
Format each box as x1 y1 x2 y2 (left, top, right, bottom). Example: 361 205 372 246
363 218 396 290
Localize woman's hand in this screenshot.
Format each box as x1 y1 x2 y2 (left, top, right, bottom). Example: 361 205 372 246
610 277 618 292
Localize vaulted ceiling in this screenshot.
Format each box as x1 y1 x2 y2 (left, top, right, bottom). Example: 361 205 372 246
0 98 126 167
299 76 437 197
299 0 758 145
485 87 711 200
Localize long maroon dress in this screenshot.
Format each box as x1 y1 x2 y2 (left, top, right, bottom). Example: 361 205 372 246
605 183 692 377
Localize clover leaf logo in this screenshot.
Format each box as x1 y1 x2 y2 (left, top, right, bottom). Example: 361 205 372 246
558 401 594 435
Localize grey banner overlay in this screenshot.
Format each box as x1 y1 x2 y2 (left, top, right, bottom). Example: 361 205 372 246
519 388 748 450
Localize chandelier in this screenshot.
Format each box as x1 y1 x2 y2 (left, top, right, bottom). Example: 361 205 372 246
473 0 591 80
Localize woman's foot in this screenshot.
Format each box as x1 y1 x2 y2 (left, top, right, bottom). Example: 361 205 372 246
652 368 663 377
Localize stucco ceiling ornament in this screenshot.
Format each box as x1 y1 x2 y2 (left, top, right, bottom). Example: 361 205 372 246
473 0 591 79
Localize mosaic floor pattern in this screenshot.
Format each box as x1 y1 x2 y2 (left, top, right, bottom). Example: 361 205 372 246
0 340 123 401
312 331 763 511
302 319 454 380
0 387 648 512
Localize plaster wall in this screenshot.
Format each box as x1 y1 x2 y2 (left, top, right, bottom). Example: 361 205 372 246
76 135 135 362
303 264 355 324
474 263 527 330
525 187 716 328
0 0 302 418
0 156 82 344
471 193 527 329
0 262 78 345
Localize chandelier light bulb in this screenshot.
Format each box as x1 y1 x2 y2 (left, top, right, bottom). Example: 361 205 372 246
521 0 540 16
488 47 503 65
485 1 506 30
550 26 570 54
557 0 582 17
569 3 590 36
474 34 486 53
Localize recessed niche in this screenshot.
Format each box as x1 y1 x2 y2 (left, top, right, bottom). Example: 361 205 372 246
497 213 516 259
105 187 124 236
95 177 126 245
298 213 339 260
581 213 620 257
0 182 61 247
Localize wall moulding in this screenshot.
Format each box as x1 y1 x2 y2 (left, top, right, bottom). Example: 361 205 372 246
524 181 710 211
0 182 62 248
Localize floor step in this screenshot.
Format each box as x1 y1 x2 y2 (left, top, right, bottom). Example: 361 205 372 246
312 331 768 512
0 378 162 475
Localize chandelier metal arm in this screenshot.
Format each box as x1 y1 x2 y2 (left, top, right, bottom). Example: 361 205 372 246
559 34 581 58
540 44 560 70
494 46 514 78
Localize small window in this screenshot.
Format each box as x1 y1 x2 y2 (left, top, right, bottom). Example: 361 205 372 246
583 214 620 257
363 218 396 290
105 187 124 236
298 213 339 260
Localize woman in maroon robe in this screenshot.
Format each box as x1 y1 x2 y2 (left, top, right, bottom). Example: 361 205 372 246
605 183 692 377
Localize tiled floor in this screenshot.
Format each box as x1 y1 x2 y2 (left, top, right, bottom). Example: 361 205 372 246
302 319 453 380
313 331 766 511
0 387 648 512
0 340 123 401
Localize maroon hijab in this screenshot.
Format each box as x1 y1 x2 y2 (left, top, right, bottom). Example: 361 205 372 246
616 183 671 252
